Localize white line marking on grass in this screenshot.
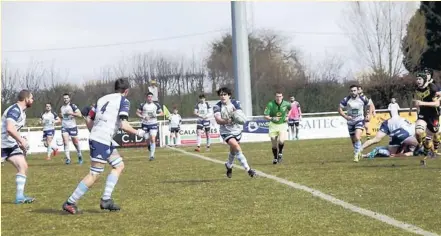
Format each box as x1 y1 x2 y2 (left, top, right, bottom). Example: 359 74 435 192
168 146 439 236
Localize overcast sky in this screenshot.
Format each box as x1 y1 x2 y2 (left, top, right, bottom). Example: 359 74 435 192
2 1 419 85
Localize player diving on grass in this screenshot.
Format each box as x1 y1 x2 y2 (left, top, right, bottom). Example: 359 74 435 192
264 91 291 164
136 92 164 161
361 115 419 159
288 96 302 140
40 102 61 160
411 71 440 166
213 87 256 178
194 94 212 152
62 78 146 214
338 85 372 162
1 90 35 204
60 93 84 164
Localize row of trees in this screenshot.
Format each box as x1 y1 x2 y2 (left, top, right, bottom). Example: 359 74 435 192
2 2 441 119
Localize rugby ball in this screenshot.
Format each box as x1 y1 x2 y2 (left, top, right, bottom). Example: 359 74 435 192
232 110 247 125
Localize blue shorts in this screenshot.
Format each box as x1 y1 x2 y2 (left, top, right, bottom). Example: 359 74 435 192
389 128 411 147
89 140 116 164
43 129 55 139
142 124 158 136
221 133 242 143
197 119 210 130
61 127 78 137
1 145 24 160
347 120 364 135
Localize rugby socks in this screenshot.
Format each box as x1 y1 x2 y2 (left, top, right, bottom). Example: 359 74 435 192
67 181 89 204
354 140 362 154
16 174 27 199
272 148 278 159
278 143 284 154
150 142 156 158
65 145 71 160
47 146 52 157
73 142 82 158
102 173 119 200
196 135 201 147
226 152 235 168
236 152 250 171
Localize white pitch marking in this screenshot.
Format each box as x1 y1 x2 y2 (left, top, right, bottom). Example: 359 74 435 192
168 146 439 236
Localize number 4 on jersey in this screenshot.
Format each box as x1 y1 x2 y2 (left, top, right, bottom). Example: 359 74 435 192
100 101 109 114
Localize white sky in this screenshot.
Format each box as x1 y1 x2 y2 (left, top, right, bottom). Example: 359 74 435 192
1 1 419 84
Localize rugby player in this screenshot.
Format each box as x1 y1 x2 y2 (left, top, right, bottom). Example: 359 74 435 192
60 93 84 164
287 96 302 140
136 92 164 161
213 87 256 178
194 94 212 152
62 78 146 214
338 85 371 162
40 103 61 160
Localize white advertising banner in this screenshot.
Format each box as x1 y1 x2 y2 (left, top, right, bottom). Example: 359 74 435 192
26 129 90 154
23 116 353 153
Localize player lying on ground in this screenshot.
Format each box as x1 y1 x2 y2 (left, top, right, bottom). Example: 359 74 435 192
62 78 146 214
338 85 371 162
1 90 35 204
213 87 256 178
362 144 418 159
361 115 418 159
264 91 291 164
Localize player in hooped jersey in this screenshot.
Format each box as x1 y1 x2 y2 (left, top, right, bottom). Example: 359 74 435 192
1 90 35 204
338 85 372 162
288 96 302 140
40 103 61 160
62 78 146 214
213 87 256 178
194 94 212 152
136 92 164 161
60 93 84 164
361 116 418 158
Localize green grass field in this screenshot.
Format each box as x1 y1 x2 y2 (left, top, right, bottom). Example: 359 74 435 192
2 139 440 236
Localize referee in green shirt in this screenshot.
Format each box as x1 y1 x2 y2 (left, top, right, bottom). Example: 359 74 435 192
264 91 291 164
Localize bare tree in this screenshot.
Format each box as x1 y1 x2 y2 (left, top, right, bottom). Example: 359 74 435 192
341 2 415 77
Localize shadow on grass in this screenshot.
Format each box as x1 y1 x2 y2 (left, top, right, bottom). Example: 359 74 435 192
31 208 109 215
161 178 240 184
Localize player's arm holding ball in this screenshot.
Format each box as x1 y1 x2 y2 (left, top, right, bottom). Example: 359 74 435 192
213 104 231 125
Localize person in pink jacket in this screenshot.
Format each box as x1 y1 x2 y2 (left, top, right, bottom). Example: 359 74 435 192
288 96 302 140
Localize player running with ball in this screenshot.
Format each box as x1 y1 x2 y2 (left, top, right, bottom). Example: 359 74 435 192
213 87 256 178
264 92 291 165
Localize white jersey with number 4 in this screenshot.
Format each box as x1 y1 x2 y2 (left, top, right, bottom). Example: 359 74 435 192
89 93 130 145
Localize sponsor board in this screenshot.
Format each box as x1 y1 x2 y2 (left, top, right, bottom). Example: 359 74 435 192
162 124 222 146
